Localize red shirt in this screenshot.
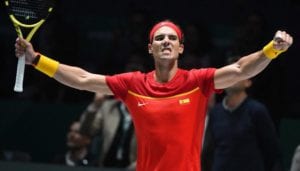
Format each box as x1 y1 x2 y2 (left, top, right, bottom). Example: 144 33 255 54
106 68 219 171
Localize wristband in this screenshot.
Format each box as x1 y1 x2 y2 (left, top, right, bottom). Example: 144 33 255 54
263 40 286 59
34 54 59 77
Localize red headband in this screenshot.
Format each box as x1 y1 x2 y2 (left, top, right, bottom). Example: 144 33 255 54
149 21 183 43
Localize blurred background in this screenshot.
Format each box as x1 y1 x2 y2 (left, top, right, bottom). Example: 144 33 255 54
0 0 299 170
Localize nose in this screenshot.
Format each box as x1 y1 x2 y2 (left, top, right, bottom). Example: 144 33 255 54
162 36 170 46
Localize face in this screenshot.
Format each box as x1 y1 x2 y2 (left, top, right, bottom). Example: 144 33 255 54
148 26 184 61
66 122 90 148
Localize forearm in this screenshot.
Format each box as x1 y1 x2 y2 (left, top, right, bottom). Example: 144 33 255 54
236 50 271 80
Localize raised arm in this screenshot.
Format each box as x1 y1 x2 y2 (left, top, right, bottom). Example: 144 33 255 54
54 64 112 94
214 30 293 89
15 37 113 95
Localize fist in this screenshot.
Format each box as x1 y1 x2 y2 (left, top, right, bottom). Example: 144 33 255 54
273 30 293 51
15 37 38 65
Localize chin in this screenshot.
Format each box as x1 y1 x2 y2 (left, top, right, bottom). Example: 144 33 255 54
160 54 176 59
160 55 171 59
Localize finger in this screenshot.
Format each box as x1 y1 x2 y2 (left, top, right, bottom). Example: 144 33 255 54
283 33 293 47
274 30 282 38
274 30 286 41
274 36 283 43
285 35 290 45
16 37 23 45
283 32 289 42
16 37 19 43
15 41 21 48
274 31 290 44
18 37 31 47
280 31 286 41
15 39 25 50
15 42 24 52
15 52 21 57
15 51 22 57
290 36 293 45
15 48 24 56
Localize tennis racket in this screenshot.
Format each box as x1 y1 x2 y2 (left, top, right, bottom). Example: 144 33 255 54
4 0 55 92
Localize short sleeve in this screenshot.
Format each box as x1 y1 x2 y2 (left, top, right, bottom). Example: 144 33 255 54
192 68 222 97
105 72 134 101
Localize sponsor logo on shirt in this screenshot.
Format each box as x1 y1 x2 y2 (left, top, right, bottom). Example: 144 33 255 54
137 102 148 107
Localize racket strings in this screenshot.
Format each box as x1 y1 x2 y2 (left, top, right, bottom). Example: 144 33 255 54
8 0 52 24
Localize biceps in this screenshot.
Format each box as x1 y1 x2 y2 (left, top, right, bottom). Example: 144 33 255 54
214 65 242 89
83 74 113 95
55 64 113 95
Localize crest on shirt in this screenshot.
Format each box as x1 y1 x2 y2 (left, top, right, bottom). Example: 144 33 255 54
179 98 190 105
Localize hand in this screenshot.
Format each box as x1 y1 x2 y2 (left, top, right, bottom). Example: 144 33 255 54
273 30 293 51
15 37 38 65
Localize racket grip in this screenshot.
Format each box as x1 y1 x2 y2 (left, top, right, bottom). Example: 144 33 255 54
14 55 26 92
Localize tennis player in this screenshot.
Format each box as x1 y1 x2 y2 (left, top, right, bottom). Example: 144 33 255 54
15 20 293 171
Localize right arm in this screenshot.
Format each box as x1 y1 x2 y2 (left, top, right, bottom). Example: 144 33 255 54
15 37 113 95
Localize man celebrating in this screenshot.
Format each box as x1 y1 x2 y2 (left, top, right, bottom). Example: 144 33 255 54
14 20 293 171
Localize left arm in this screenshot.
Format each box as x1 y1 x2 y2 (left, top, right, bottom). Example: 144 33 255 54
214 30 293 89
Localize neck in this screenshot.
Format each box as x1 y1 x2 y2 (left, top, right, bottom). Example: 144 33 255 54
154 60 178 83
224 91 247 110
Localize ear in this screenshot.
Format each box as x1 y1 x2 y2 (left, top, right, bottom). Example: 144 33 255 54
148 43 153 54
179 44 184 54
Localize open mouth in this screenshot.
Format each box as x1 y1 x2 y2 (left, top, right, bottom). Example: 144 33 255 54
161 48 172 52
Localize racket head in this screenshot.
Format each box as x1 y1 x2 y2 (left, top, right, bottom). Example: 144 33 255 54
4 0 54 25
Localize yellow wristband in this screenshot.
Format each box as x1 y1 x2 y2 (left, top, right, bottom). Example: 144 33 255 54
263 40 286 59
34 54 59 77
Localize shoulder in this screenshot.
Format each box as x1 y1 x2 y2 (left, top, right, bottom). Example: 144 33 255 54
105 71 146 88
244 98 270 120
246 98 268 111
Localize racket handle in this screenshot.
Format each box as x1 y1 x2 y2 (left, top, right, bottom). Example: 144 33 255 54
14 55 25 92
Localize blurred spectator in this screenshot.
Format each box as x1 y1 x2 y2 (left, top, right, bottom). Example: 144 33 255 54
290 145 300 171
53 121 97 167
202 57 283 171
77 59 143 170
79 93 137 170
201 93 216 171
